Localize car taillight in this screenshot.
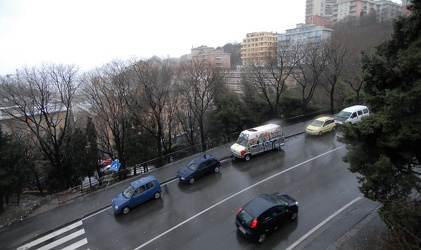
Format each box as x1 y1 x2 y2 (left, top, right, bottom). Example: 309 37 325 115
240 150 245 157
250 218 258 228
236 207 243 215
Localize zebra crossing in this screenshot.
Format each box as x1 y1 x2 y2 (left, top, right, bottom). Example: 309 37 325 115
17 221 88 250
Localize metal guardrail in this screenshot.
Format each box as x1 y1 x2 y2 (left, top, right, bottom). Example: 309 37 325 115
55 128 307 205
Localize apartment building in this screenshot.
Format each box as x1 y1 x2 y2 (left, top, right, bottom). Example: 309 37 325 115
224 65 245 94
0 104 68 135
241 32 278 65
190 45 231 69
306 15 332 26
278 23 334 48
332 0 401 23
306 0 338 21
401 0 413 16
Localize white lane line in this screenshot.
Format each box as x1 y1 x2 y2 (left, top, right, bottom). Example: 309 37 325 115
17 221 83 250
38 229 85 250
286 196 362 250
135 146 345 249
84 207 111 219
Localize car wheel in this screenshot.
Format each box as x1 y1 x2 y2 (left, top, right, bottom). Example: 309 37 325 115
332 126 336 132
258 233 266 243
245 155 251 161
154 192 161 199
214 166 220 173
189 178 195 184
291 212 298 220
122 206 130 215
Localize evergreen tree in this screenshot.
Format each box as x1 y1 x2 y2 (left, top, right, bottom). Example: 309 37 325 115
0 128 23 211
70 128 87 184
85 117 99 187
208 88 249 142
340 1 421 247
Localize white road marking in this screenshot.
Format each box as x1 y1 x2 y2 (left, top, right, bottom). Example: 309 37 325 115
37 229 85 250
135 146 346 249
61 238 89 250
286 196 362 250
17 221 83 250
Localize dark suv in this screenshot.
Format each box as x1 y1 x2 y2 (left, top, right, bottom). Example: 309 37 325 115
235 193 299 243
176 154 221 184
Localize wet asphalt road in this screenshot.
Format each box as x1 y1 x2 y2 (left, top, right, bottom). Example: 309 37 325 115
3 124 383 249
75 132 357 249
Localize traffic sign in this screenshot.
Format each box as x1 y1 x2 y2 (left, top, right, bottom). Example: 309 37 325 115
109 161 121 172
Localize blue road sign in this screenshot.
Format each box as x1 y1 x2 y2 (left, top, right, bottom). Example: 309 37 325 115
109 161 121 172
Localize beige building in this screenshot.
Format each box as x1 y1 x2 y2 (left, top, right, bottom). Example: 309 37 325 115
241 32 278 66
190 45 231 68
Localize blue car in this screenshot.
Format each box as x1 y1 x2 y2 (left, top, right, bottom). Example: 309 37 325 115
112 175 162 215
177 154 221 184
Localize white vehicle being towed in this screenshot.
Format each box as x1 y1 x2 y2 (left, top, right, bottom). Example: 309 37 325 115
231 124 284 161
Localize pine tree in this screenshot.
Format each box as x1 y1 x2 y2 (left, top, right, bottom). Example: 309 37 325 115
340 1 421 247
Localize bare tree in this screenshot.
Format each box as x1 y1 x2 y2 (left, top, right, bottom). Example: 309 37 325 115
344 56 364 103
174 88 199 147
176 60 225 152
126 57 175 167
322 35 354 114
162 83 181 153
0 64 79 191
292 42 328 114
81 60 131 174
248 43 302 117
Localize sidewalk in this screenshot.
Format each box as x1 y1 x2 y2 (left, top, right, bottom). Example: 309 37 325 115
0 120 388 249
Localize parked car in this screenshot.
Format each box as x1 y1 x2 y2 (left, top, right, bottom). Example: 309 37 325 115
112 175 162 215
176 154 221 184
235 192 299 243
306 116 336 135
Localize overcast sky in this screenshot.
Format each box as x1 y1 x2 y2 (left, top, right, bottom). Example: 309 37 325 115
0 0 401 75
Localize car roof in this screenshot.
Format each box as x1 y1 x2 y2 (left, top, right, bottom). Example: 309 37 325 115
193 154 217 163
342 105 368 112
243 194 281 217
131 175 157 189
315 116 333 122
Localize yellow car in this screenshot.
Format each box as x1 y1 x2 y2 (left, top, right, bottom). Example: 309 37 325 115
306 116 336 135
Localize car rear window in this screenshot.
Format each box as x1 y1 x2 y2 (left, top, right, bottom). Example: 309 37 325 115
238 209 254 227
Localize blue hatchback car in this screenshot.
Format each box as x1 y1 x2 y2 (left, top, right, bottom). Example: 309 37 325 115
177 154 221 184
112 175 162 215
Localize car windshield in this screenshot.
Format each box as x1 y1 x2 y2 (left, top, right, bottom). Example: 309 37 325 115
122 185 135 199
310 120 324 127
336 111 351 119
263 194 290 205
187 160 198 171
236 136 248 147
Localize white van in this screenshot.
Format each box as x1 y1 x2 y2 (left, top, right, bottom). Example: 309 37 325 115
230 124 284 161
334 105 369 125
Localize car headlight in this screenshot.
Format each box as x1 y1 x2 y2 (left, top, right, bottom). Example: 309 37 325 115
181 177 185 180
114 205 119 210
